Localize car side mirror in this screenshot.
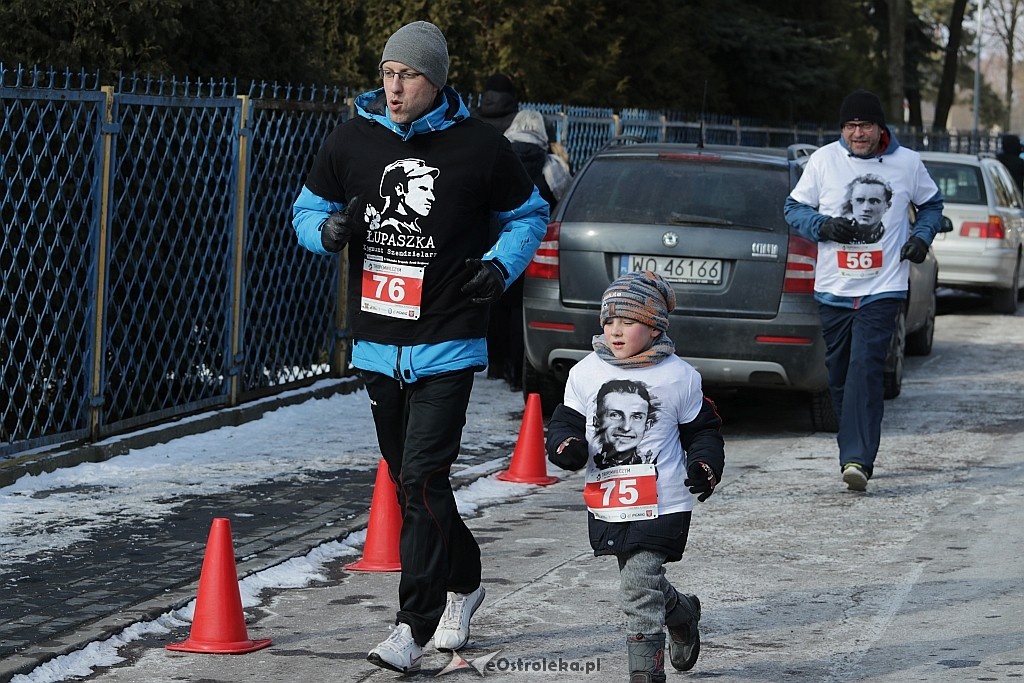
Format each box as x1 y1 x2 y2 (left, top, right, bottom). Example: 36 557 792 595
939 215 954 233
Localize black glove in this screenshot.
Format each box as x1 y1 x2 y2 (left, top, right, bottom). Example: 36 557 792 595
900 235 928 264
549 437 589 471
320 196 360 253
818 216 857 244
684 461 718 502
461 258 506 304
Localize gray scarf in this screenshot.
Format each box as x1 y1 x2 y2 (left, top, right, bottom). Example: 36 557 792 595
592 334 676 369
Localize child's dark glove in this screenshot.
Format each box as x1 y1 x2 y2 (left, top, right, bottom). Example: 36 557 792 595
685 461 718 502
549 437 588 471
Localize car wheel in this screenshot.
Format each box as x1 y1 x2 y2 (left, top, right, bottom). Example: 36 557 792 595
906 275 936 356
991 255 1020 315
522 358 565 417
883 305 906 400
809 389 838 433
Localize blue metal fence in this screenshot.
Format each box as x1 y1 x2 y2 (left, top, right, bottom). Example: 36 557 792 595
1 67 355 457
0 64 1002 459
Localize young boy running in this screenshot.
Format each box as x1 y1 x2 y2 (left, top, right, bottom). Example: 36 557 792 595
545 271 725 683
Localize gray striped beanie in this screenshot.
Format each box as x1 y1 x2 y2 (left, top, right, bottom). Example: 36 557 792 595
600 271 676 333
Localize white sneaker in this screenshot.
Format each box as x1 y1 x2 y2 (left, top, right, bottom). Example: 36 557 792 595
842 464 868 492
367 623 423 673
433 585 486 651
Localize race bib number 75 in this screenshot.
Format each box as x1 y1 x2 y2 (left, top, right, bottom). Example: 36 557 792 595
583 463 659 522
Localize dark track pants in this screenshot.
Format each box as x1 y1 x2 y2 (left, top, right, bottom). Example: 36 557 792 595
818 298 901 478
362 369 482 646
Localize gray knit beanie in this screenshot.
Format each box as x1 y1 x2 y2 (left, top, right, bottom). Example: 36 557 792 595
379 21 449 88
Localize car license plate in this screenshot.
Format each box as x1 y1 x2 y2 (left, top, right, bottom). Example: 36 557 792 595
620 255 723 284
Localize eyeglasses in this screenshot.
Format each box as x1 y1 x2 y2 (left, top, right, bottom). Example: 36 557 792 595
842 121 877 132
379 68 423 82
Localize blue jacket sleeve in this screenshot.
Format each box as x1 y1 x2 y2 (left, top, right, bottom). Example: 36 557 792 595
784 195 829 242
911 191 944 244
484 186 549 286
292 185 343 256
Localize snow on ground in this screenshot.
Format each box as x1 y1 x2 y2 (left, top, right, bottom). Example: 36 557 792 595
5 374 540 683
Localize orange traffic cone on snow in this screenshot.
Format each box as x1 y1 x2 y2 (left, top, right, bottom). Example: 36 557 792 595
345 459 402 572
166 517 272 654
497 393 557 485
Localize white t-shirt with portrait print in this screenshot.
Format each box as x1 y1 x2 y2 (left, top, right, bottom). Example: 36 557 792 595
562 352 704 514
789 139 939 298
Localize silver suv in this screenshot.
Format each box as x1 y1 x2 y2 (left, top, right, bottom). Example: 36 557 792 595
522 142 939 431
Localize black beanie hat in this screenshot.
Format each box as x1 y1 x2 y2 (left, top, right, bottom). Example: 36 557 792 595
839 89 887 128
484 73 516 97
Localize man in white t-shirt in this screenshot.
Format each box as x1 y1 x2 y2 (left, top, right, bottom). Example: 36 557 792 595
784 89 944 492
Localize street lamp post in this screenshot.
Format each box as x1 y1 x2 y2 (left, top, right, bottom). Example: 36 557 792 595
974 0 984 152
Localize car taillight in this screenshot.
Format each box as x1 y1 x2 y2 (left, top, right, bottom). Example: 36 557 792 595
784 234 817 294
960 216 1005 239
525 221 561 280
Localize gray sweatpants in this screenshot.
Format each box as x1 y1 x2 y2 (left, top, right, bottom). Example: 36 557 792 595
617 550 677 634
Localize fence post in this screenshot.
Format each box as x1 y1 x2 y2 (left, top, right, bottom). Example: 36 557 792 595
334 251 350 377
89 86 116 441
228 95 251 406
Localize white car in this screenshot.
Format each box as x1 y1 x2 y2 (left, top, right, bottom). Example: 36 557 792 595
919 151 1024 314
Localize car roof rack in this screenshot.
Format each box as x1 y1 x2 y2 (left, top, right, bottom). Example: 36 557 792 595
787 143 817 160
601 135 645 151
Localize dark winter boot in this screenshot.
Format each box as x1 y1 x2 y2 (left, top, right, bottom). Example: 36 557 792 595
627 632 666 683
665 590 701 671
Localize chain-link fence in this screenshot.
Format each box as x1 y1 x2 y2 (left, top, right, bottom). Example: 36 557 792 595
0 64 1003 459
1 67 353 457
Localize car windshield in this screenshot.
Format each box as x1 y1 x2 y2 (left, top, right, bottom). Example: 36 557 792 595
561 156 790 231
923 161 986 205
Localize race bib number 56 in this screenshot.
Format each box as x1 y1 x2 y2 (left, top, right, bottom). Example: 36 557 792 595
583 464 659 522
361 260 425 319
836 245 883 279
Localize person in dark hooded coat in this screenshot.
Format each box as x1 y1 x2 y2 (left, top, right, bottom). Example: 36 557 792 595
472 73 519 133
997 134 1024 195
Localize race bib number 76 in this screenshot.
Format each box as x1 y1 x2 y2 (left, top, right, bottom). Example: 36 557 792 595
360 259 425 319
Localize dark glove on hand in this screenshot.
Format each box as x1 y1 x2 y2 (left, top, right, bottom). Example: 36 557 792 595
549 437 589 471
819 216 858 244
320 196 360 253
461 258 506 304
684 461 718 502
900 235 928 263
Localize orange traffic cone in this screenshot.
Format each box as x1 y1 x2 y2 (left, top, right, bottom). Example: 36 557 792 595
166 517 272 654
497 393 558 485
345 459 402 572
